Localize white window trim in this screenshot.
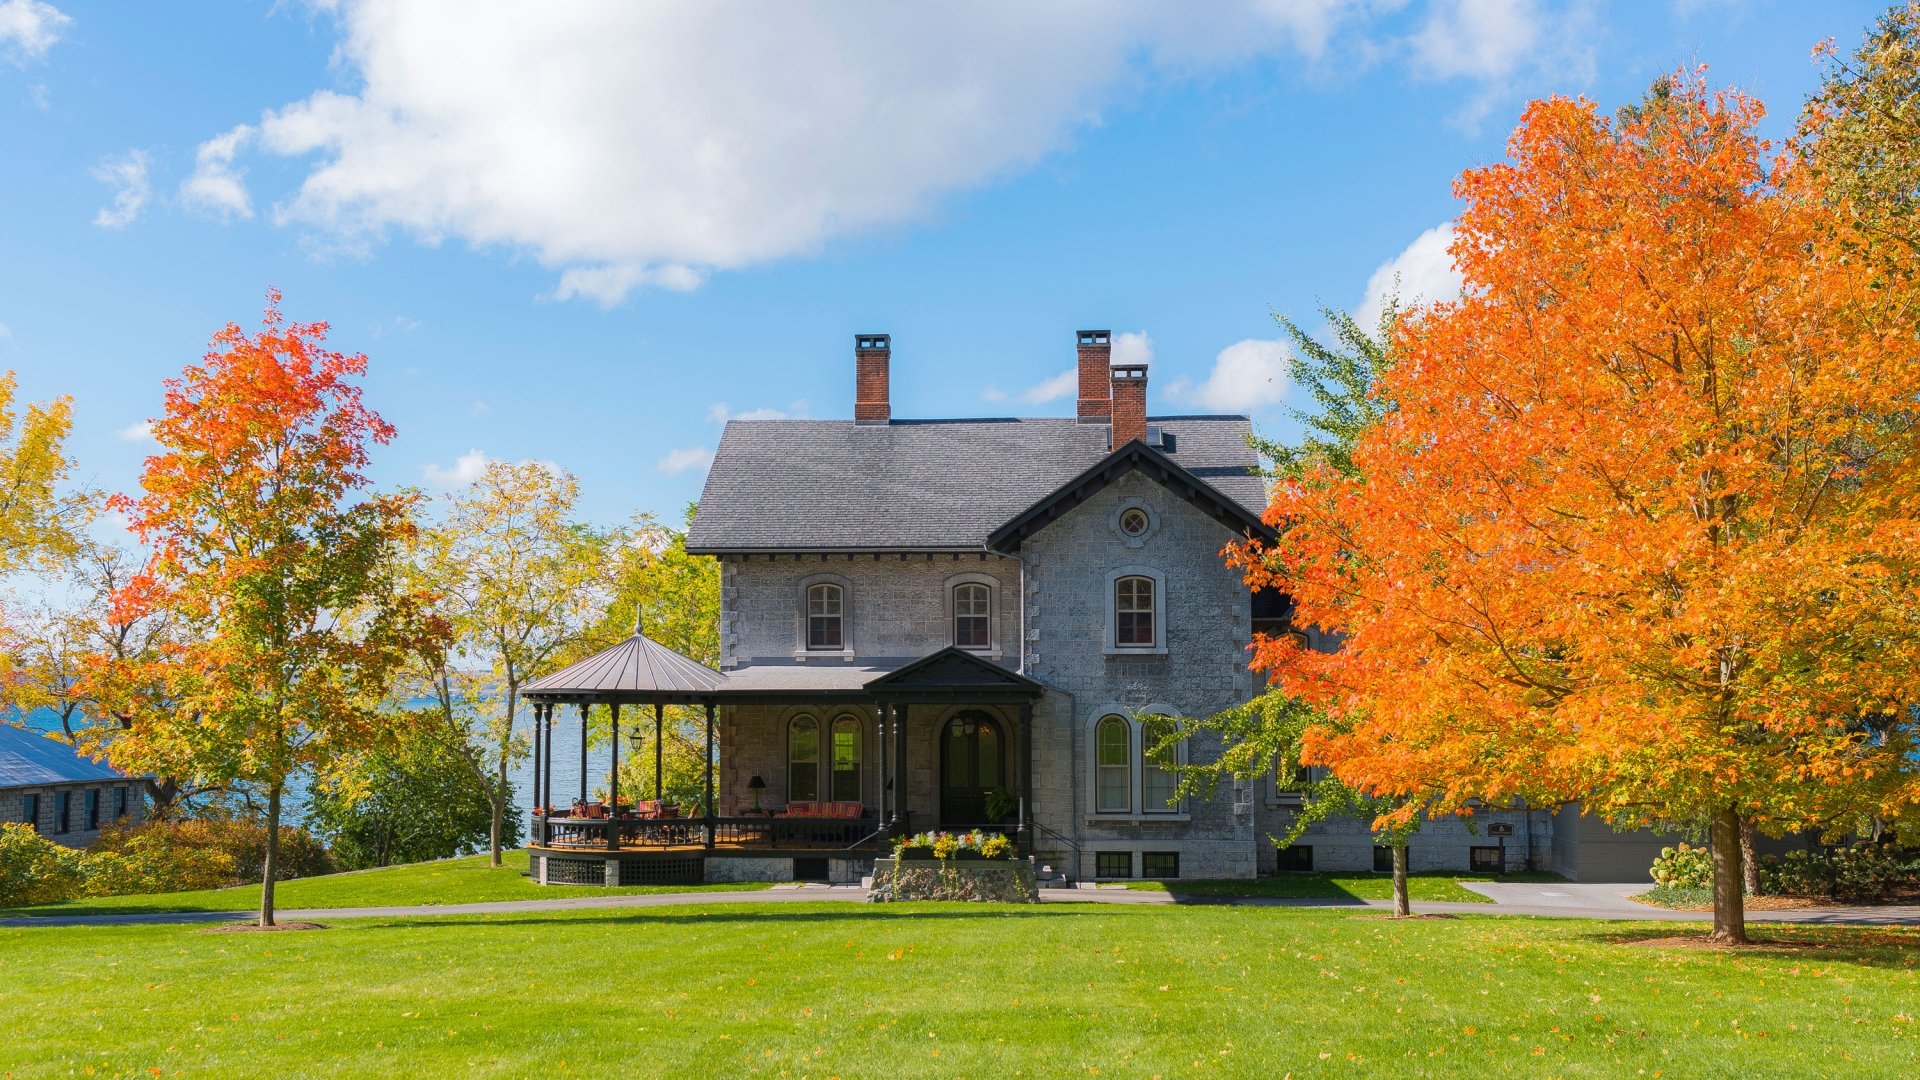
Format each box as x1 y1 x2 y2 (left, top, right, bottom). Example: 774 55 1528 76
1104 565 1167 655
795 573 856 659
1084 703 1190 819
942 572 1002 658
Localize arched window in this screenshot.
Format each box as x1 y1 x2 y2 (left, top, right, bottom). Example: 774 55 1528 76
953 582 991 650
1141 716 1179 813
1095 716 1131 813
806 583 844 651
830 715 862 802
1114 575 1156 647
788 716 820 802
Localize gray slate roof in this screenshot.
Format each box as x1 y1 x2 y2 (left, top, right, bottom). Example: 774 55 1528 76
0 724 129 788
687 416 1265 552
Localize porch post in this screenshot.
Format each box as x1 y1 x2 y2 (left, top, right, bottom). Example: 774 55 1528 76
892 703 910 836
530 702 542 815
703 701 716 851
876 702 891 837
1019 700 1035 856
542 704 554 813
578 703 589 804
608 704 621 851
653 703 664 801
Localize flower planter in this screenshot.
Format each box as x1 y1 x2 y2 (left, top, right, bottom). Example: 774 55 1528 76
868 856 1038 903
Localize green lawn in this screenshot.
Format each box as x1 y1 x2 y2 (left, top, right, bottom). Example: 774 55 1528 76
1125 871 1567 903
0 850 771 916
3 903 1917 1078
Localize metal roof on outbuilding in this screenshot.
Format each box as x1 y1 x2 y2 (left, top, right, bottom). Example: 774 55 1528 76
0 724 130 788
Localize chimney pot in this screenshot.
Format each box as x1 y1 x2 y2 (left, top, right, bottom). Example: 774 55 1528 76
1077 330 1113 423
1110 363 1148 448
855 333 890 424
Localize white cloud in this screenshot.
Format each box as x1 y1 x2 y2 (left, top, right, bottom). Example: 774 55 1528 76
421 448 489 488
1356 222 1465 330
1112 331 1155 367
468 400 489 417
117 420 155 443
0 321 11 341
91 150 151 230
1410 0 1596 130
1018 368 1078 405
708 400 808 423
202 2 1411 303
0 0 70 62
180 124 255 220
1167 339 1290 414
656 445 713 474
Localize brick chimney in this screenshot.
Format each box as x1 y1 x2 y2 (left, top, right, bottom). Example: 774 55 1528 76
1110 363 1148 447
1077 330 1112 424
854 334 890 424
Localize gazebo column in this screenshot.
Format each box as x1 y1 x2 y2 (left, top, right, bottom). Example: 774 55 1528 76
530 702 542 817
703 702 716 851
653 703 664 801
542 704 554 813
608 703 621 852
892 703 910 836
1019 701 1035 856
578 703 589 805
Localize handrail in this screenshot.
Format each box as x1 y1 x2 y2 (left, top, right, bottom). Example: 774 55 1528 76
1028 820 1084 866
844 828 886 852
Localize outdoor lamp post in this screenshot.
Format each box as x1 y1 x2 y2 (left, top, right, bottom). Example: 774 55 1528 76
748 775 766 813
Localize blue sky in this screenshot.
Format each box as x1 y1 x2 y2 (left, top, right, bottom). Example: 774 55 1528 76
0 0 1889 530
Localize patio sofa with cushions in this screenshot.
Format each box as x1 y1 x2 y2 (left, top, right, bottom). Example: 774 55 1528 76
777 801 867 819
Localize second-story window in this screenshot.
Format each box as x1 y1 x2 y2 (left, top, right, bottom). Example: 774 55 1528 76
1115 575 1156 647
806 583 844 650
953 583 991 650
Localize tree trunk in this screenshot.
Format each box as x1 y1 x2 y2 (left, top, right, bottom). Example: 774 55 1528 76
491 760 506 867
1739 816 1761 896
1708 805 1747 944
260 781 282 928
1392 841 1411 918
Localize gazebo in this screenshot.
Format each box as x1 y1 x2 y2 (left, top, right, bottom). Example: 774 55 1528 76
521 620 1044 887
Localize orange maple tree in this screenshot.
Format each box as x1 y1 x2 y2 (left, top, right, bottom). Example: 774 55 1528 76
1235 74 1920 943
81 292 444 926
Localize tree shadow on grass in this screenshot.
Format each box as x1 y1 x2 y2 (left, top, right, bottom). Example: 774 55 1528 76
347 905 1090 932
1585 923 1920 970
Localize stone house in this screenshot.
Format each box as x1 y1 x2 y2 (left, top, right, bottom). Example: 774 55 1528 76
524 330 1662 884
0 724 146 848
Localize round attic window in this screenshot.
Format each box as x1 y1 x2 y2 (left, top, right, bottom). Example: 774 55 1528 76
1119 508 1150 536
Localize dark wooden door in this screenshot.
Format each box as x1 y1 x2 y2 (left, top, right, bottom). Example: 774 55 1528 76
939 712 1004 826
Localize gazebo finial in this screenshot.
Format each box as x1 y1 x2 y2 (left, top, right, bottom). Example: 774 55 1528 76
633 606 644 638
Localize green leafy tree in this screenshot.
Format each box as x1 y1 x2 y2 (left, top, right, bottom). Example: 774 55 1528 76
414 460 613 864
308 711 516 869
0 371 88 579
1178 295 1453 917
1803 2 1920 266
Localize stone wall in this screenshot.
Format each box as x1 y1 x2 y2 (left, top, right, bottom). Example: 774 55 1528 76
1253 796 1554 874
721 551 1023 669
868 857 1038 902
0 782 146 849
1020 471 1260 881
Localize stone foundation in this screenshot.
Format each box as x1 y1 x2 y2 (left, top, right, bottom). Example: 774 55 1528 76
867 857 1039 902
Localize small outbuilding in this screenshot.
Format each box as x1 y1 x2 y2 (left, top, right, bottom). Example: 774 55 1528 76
0 725 146 847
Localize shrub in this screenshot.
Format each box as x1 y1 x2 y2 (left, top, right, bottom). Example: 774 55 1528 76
93 818 334 889
1649 843 1712 889
1758 846 1915 902
81 825 236 896
0 823 86 906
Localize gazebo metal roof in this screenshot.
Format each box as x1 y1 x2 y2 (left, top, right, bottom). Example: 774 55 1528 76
523 624 728 705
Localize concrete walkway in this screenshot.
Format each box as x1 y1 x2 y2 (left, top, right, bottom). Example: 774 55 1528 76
5 880 1918 929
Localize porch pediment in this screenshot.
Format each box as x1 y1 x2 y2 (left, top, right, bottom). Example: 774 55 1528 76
863 647 1043 700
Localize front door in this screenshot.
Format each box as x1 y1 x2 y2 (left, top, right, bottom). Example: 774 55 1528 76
939 711 1005 826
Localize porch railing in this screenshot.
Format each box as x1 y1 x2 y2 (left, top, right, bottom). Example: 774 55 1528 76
532 812 882 853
